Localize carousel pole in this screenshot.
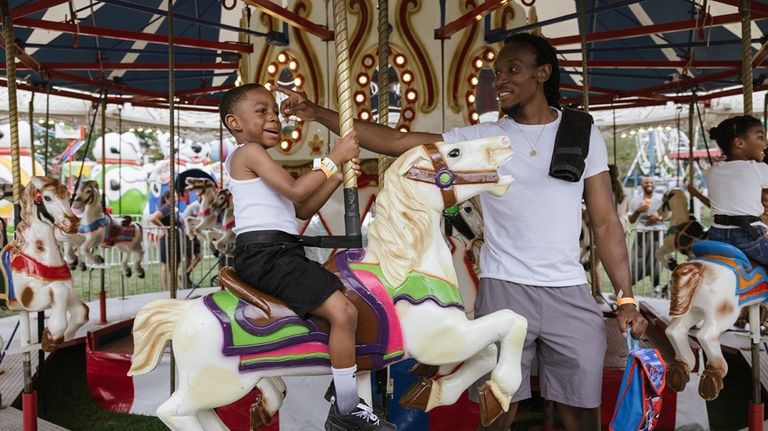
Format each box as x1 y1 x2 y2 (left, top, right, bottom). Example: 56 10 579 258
118 107 125 300
332 0 361 240
167 0 178 394
377 0 391 186
219 121 224 191
687 99 694 215
99 93 108 324
2 1 38 429
44 84 50 176
28 91 37 176
739 1 763 429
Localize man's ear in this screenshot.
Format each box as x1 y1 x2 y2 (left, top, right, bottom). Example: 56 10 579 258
225 114 241 132
538 64 552 83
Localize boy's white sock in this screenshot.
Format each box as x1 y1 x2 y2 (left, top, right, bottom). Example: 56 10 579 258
331 365 358 415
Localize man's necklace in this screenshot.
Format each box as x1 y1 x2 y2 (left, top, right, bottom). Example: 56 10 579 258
513 121 547 157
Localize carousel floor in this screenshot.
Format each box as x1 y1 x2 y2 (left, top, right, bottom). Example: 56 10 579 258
0 406 67 430
0 286 219 411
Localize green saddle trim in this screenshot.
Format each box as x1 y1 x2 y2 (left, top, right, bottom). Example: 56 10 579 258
211 291 310 347
349 262 464 309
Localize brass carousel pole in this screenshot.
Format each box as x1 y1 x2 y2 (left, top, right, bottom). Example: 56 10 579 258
377 0 391 186
167 0 178 394
740 1 762 429
2 1 39 429
44 83 50 175
28 91 37 176
332 0 361 241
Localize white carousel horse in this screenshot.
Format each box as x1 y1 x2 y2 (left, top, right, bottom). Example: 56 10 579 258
665 240 768 400
203 188 235 256
68 180 144 277
183 178 218 240
1 177 89 352
129 136 527 430
444 198 485 315
655 188 706 270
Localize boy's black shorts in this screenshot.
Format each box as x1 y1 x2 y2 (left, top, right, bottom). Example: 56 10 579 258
234 241 341 319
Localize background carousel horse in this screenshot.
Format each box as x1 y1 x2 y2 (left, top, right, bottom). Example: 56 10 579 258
443 197 485 315
0 177 89 352
203 188 235 256
128 136 528 430
183 177 218 240
68 180 144 277
656 188 706 271
665 240 768 400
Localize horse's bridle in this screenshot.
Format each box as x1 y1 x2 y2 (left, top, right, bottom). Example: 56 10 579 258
404 143 500 208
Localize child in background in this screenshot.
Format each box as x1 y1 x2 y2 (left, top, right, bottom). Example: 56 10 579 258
219 83 381 430
705 115 768 265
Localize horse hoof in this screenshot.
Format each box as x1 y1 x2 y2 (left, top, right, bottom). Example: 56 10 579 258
409 362 440 378
124 269 132 278
137 270 145 279
41 329 63 353
698 370 722 400
399 378 432 411
79 262 87 271
94 256 104 265
478 383 504 427
249 394 273 430
667 361 690 392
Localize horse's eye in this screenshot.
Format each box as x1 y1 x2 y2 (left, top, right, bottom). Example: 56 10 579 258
44 196 51 202
464 207 473 213
448 148 461 158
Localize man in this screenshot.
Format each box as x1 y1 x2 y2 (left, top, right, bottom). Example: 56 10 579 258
280 32 647 431
627 176 664 291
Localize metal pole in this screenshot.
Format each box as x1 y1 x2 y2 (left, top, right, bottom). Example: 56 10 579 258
2 2 38 428
167 0 178 395
44 84 50 176
332 0 361 239
99 94 107 324
377 0 391 187
741 0 753 116
28 91 36 176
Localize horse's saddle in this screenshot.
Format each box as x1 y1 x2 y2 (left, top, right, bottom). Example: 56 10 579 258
209 250 404 371
103 215 136 246
692 240 768 306
670 217 706 253
0 244 15 308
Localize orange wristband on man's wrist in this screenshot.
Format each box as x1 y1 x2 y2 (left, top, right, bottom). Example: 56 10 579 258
618 296 637 308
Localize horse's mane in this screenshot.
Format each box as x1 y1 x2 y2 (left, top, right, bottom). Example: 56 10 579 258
367 148 432 287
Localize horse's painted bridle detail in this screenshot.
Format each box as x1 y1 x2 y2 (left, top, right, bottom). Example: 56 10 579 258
405 142 500 208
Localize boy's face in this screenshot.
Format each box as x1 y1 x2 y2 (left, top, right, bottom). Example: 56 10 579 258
228 87 282 147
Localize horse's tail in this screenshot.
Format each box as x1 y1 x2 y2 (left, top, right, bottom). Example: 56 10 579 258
669 261 705 316
128 299 193 376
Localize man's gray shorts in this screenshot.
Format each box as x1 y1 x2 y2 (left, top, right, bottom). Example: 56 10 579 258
475 278 607 408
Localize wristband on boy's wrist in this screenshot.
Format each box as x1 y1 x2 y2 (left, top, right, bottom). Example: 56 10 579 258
320 157 338 177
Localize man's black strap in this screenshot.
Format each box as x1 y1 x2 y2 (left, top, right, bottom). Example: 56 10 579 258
549 108 593 183
713 214 762 239
235 230 363 249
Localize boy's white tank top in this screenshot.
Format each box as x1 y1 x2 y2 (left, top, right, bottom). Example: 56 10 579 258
224 145 298 236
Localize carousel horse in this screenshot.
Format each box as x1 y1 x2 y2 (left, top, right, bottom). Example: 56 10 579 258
665 240 768 400
444 198 485 311
69 180 144 277
0 177 89 352
183 178 218 240
204 188 235 256
129 136 527 430
655 188 706 270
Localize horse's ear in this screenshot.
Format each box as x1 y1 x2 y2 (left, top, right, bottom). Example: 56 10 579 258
397 147 429 176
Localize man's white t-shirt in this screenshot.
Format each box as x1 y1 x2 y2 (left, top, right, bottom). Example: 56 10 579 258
706 160 768 228
442 109 608 287
628 192 665 232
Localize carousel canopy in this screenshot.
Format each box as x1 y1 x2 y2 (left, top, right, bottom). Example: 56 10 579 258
0 0 766 112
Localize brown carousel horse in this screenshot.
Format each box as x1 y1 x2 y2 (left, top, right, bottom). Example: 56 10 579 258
656 188 706 270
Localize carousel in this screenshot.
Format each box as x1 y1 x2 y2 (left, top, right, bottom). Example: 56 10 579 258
0 0 767 430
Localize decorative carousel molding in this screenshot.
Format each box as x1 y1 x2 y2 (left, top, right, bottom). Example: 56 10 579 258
396 0 437 113
448 0 481 114
293 1 324 106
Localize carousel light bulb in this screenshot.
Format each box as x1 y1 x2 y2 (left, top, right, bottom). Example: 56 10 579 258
38 119 44 124
129 128 135 132
470 76 479 86
58 122 64 127
267 64 277 75
394 55 406 66
291 130 300 140
406 90 417 101
629 130 636 135
399 127 408 132
277 52 287 63
471 112 479 121
280 141 290 150
360 111 370 121
665 126 672 130
357 74 369 86
474 58 484 69
48 120 54 125
486 51 495 61
475 14 482 21
138 128 144 132
402 72 413 83
467 94 476 104
288 60 298 71
355 92 366 103
620 133 627 138
638 127 645 133
293 76 303 87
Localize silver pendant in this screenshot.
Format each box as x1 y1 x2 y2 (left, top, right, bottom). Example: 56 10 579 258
529 149 537 157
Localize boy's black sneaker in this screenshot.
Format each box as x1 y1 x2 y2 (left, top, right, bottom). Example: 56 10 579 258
325 397 382 431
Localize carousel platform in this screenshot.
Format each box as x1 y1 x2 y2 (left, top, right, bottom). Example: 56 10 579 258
0 406 67 430
0 287 219 410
